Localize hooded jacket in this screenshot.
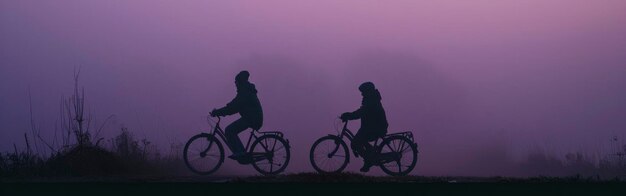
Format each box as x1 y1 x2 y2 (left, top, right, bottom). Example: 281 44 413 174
213 81 264 130
343 89 388 136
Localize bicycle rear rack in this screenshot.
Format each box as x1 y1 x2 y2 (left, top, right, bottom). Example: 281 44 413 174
385 131 416 143
257 131 290 148
258 131 284 138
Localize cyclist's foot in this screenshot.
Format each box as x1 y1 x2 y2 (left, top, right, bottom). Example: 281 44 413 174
230 153 252 164
359 162 372 172
237 156 252 165
228 152 246 160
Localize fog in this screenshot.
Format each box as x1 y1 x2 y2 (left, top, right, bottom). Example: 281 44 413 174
1 0 626 176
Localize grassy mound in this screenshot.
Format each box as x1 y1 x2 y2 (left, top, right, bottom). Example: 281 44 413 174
46 146 127 176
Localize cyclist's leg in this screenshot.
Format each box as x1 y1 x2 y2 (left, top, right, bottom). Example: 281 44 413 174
225 118 250 156
353 129 378 154
351 131 367 157
364 133 381 160
353 129 377 172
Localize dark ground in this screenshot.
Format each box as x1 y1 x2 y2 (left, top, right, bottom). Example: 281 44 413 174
2 173 626 196
2 172 624 183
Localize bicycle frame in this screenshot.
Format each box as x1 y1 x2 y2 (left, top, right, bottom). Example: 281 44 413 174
206 116 286 155
337 120 416 145
338 121 355 141
331 120 417 159
206 117 250 153
336 121 382 147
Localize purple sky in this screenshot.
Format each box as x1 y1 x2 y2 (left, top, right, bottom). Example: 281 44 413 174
2 1 626 176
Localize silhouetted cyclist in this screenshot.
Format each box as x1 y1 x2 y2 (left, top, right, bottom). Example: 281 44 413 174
211 71 263 164
340 82 388 172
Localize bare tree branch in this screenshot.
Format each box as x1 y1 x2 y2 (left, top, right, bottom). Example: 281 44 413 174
94 115 116 141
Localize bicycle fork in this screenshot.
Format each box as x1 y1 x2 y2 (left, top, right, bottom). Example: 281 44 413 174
200 136 215 158
326 139 343 158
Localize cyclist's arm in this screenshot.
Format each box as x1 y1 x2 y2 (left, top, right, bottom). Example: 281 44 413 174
214 96 241 116
343 107 364 120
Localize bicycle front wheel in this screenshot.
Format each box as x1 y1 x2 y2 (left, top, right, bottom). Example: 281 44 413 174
183 134 224 175
250 135 291 175
310 135 350 174
378 136 418 176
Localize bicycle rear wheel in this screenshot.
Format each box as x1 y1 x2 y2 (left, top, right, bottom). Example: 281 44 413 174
378 136 418 176
250 135 291 175
183 134 224 175
310 135 350 174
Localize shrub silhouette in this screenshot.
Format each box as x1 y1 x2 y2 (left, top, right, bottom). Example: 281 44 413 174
46 146 126 176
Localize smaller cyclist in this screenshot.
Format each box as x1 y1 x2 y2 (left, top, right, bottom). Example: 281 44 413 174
340 82 388 172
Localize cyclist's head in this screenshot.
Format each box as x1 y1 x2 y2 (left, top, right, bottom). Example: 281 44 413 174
358 82 376 93
235 70 250 83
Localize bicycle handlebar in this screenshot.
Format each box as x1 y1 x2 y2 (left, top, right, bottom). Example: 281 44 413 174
207 111 221 126
339 117 349 128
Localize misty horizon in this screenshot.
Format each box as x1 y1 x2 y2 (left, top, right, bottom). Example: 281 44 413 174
2 1 626 177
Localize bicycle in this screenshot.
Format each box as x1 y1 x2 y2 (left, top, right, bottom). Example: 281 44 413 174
309 119 418 176
183 114 291 175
